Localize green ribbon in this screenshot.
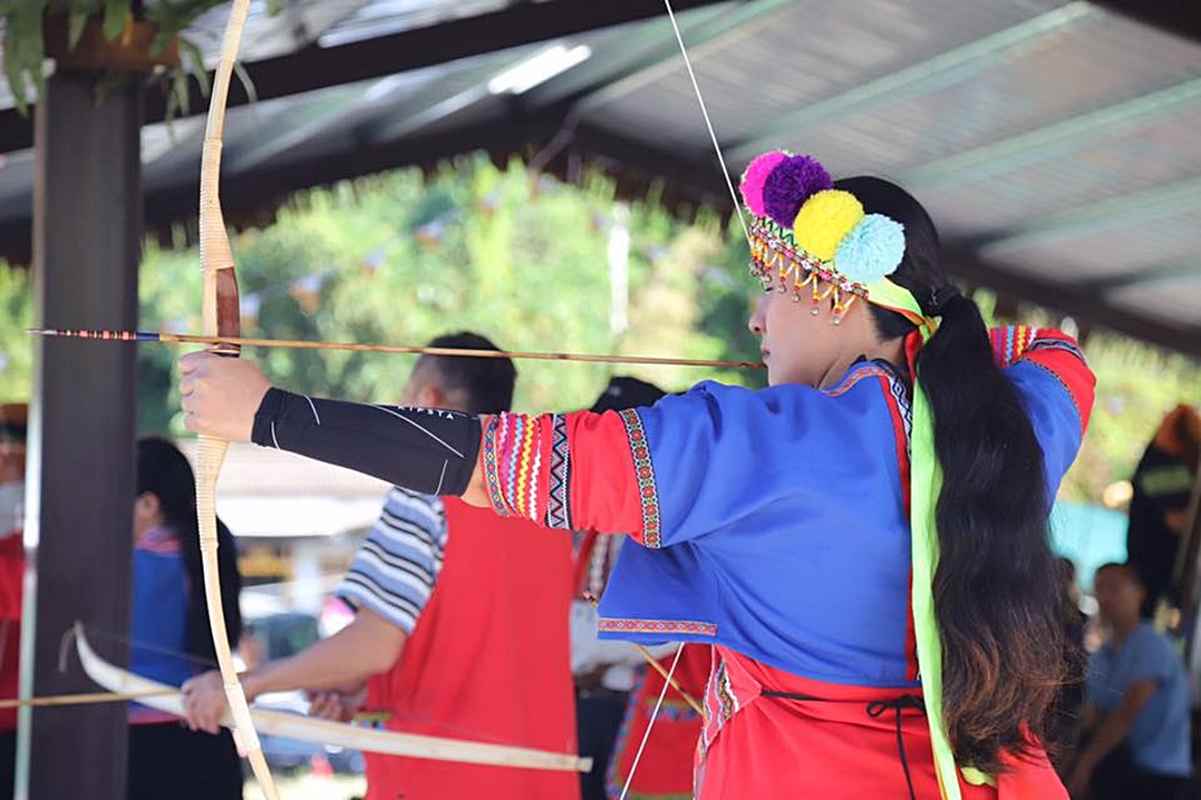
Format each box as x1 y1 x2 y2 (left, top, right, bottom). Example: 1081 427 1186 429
864 278 995 798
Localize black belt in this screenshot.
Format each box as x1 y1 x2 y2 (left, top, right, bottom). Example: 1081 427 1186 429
761 690 926 800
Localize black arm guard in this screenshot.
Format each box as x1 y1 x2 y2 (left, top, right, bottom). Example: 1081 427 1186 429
250 388 482 496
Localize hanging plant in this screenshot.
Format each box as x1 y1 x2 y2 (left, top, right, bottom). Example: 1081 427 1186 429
0 1 278 117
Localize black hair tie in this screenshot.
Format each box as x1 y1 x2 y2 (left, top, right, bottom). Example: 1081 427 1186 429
924 285 961 316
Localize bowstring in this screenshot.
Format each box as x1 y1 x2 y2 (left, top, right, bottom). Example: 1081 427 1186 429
618 642 685 800
65 625 221 672
662 0 752 249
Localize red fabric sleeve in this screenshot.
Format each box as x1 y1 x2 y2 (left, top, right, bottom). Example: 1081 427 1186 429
989 325 1095 433
1023 329 1096 432
564 410 647 544
480 412 553 523
481 411 649 544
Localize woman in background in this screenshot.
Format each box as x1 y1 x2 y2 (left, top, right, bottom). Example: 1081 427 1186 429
127 437 244 800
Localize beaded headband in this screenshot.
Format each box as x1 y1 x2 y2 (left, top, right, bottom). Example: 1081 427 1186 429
739 151 919 327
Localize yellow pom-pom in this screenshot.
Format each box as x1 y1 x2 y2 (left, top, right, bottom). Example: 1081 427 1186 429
792 190 864 262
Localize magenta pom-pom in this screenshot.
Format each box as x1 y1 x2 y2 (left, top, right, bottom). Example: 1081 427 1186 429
762 154 832 228
739 151 788 217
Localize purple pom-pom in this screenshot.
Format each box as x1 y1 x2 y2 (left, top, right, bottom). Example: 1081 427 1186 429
739 151 788 217
762 155 832 228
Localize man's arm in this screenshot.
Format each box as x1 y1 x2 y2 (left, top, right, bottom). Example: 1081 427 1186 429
1068 680 1157 794
242 607 405 699
1077 702 1099 737
181 607 405 734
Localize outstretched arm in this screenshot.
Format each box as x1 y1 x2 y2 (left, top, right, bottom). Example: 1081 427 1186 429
181 607 406 734
179 351 883 547
180 351 490 501
179 353 656 537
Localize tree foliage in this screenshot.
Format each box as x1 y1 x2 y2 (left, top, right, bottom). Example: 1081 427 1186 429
132 155 740 432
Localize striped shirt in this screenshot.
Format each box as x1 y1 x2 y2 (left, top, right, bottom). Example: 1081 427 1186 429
336 488 448 634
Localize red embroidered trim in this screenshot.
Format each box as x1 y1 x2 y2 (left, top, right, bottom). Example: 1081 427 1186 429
618 409 663 548
513 414 539 520
822 364 894 398
991 324 1039 368
874 370 920 682
546 414 572 529
481 416 511 516
483 413 548 521
597 617 717 636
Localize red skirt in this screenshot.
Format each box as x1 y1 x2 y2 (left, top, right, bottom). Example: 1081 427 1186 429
696 646 1067 799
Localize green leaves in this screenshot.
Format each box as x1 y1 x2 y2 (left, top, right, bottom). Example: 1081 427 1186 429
178 37 209 97
67 0 95 51
0 267 33 402
1 0 49 115
101 0 130 40
0 0 269 115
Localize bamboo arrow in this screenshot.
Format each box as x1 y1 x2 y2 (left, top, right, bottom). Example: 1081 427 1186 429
28 329 764 370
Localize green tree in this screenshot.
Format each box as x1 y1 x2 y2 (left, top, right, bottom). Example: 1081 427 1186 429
0 267 33 402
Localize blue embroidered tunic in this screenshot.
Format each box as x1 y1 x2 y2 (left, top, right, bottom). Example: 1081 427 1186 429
481 326 1094 689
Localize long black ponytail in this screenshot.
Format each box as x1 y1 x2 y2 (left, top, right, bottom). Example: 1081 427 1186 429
837 177 1066 772
136 437 243 663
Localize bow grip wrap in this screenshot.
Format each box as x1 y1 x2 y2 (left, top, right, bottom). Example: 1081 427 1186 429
199 135 241 358
208 266 241 357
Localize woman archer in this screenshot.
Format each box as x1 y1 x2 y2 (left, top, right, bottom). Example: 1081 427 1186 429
178 152 1093 799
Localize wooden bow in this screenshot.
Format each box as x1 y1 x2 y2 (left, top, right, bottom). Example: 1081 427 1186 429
194 2 276 796
74 625 591 772
186 2 597 783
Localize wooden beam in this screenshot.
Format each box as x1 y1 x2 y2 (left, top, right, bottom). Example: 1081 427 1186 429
0 0 730 155
1091 0 1201 43
139 110 570 238
568 123 732 207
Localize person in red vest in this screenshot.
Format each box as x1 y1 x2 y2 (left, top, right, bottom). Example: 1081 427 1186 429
570 378 707 800
180 333 580 800
0 403 26 800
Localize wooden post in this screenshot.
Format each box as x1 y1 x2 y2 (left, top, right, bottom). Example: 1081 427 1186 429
17 71 141 800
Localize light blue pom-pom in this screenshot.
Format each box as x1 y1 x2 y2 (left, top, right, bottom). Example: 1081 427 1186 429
834 214 905 284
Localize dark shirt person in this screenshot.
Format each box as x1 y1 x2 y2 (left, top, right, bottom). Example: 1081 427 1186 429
1125 405 1200 616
